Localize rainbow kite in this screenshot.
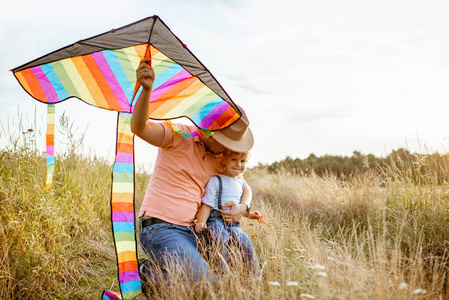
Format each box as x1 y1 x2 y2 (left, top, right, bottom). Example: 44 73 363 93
11 16 241 300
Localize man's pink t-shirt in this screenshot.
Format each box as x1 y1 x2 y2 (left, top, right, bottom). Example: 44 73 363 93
138 122 224 226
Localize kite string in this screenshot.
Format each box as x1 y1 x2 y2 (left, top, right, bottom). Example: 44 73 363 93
145 42 152 67
131 43 152 104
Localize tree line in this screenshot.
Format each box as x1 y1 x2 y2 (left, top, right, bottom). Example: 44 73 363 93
253 149 449 185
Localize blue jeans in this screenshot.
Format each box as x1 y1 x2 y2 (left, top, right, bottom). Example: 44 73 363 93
139 222 216 283
207 215 260 273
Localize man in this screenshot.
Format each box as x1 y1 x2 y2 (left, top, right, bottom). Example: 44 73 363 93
131 58 254 282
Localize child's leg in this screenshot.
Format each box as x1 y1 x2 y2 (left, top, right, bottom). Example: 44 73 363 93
206 217 230 272
227 225 260 274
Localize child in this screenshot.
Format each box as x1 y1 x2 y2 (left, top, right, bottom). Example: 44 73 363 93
195 151 260 274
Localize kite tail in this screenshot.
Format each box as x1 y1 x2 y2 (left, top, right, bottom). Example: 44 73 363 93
101 290 122 300
43 104 55 189
103 112 143 300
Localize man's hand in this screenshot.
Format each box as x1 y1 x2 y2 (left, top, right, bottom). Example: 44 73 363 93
219 202 247 223
136 58 155 90
195 221 207 233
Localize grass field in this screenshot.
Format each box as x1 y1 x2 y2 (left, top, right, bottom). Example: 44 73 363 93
1 125 448 299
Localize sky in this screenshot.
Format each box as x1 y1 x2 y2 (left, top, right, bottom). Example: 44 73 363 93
2 0 449 171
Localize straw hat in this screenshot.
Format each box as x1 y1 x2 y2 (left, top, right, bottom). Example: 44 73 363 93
212 105 254 152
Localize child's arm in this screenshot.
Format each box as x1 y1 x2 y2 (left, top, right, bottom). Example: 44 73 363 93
195 204 212 233
240 178 252 209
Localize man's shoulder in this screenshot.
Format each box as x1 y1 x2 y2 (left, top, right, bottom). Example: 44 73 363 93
171 122 198 134
160 122 198 148
161 122 197 135
207 175 221 185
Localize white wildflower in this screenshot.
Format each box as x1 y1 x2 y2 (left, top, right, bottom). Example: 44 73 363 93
316 271 328 277
412 288 427 295
268 281 281 286
300 294 315 299
398 282 408 290
308 264 325 270
286 281 299 286
294 248 306 252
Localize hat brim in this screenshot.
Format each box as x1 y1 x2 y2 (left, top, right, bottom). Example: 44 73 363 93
212 127 254 152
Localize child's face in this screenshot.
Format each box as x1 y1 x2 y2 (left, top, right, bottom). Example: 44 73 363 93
223 153 248 178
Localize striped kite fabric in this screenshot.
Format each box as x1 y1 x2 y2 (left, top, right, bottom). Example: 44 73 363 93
102 290 122 300
12 16 241 132
14 43 240 132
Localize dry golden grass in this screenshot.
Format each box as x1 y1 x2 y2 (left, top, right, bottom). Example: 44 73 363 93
243 167 449 299
135 166 448 299
1 122 448 299
0 148 118 299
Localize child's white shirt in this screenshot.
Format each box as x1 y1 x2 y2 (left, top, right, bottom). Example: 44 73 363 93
201 174 244 211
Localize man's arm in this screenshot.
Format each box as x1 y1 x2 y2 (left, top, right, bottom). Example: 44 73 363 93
131 58 165 147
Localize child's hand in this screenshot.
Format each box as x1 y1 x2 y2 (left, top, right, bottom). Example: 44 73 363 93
195 221 207 233
247 211 266 224
247 211 261 220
